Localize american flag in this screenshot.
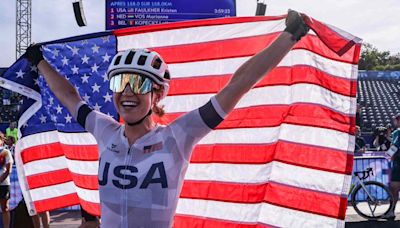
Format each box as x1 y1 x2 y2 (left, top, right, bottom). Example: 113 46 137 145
1 15 361 227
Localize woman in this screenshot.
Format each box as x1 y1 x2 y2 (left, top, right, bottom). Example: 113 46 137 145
0 133 13 228
26 10 309 228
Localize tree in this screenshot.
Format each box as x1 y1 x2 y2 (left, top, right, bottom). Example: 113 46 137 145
358 43 400 70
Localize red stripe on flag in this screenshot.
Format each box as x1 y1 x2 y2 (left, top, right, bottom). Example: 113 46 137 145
27 168 72 189
63 145 99 161
191 142 352 174
180 181 346 219
34 193 79 213
71 172 99 190
168 66 357 97
174 214 273 228
154 34 359 65
163 104 355 135
21 144 98 164
80 199 101 217
21 143 64 164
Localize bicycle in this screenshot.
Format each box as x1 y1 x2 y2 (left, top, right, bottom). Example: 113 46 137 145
349 167 395 219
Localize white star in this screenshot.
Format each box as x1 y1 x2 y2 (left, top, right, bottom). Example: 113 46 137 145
39 115 47 123
102 53 111 62
61 56 69 66
93 103 102 111
102 36 110 43
16 69 25 78
107 112 114 118
103 92 112 102
56 104 63 114
33 78 39 85
81 55 90 64
71 65 79 74
92 44 100 53
30 65 38 72
81 40 88 45
82 93 91 103
102 73 109 82
91 63 99 73
91 83 100 93
51 115 57 122
48 97 54 105
71 46 79 56
52 49 60 58
22 123 29 128
65 114 72 123
81 74 89 83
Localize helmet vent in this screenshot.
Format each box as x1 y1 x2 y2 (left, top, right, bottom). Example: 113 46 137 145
164 70 170 80
125 51 136 64
137 55 147 66
114 55 122 65
152 57 162 70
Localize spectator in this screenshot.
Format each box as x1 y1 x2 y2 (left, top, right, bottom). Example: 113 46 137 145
373 125 391 151
386 114 400 219
0 132 13 228
80 208 100 228
355 126 366 152
4 137 15 160
5 122 17 143
356 104 362 128
32 211 50 228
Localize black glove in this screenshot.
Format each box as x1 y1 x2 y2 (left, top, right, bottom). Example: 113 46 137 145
284 10 310 41
25 44 44 66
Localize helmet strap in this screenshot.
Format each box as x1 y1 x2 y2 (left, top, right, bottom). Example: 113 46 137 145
126 91 153 126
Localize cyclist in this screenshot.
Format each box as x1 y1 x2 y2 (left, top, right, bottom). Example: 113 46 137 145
25 10 309 228
386 114 400 219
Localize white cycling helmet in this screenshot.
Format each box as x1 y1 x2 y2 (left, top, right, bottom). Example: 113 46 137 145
107 48 170 98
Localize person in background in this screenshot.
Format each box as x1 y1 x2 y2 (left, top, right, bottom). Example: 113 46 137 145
32 211 50 228
5 122 17 143
79 208 100 228
4 137 15 160
386 114 400 219
355 126 366 152
373 125 391 151
0 132 13 228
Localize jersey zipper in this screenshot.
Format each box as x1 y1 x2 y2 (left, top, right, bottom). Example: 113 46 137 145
122 147 131 228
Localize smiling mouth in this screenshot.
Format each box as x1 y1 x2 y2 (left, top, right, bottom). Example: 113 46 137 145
121 101 139 108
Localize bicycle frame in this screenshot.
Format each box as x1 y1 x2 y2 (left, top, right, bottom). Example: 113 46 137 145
350 175 376 201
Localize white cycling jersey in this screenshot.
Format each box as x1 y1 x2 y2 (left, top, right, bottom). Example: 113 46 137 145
74 96 226 228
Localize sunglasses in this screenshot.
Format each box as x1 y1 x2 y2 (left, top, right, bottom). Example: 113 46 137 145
109 73 154 94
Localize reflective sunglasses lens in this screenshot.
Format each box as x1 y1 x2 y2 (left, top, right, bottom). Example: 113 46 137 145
110 73 153 94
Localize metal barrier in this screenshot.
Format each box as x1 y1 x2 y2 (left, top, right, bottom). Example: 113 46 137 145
349 152 391 201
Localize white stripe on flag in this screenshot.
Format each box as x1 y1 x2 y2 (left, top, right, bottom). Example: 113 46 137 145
66 159 99 176
162 84 355 115
198 124 353 152
30 182 75 201
76 186 100 203
168 49 357 79
176 198 342 227
18 131 97 151
117 19 285 50
185 161 348 195
24 156 67 176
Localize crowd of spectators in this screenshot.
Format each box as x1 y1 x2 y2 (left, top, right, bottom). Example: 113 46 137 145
0 88 22 124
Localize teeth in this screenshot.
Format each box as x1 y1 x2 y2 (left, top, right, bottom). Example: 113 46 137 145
121 101 138 106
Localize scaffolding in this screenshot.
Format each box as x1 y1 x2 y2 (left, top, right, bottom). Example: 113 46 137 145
16 0 31 59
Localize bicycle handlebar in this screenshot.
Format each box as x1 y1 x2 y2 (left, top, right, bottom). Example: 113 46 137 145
354 167 374 180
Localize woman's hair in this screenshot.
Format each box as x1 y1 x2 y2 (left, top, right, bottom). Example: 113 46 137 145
152 87 166 118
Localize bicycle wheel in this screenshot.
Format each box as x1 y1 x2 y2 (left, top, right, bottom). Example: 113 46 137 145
351 181 394 219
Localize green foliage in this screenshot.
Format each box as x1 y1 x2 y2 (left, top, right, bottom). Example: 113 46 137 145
359 43 400 70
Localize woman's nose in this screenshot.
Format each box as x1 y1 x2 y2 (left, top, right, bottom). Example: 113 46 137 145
122 84 134 95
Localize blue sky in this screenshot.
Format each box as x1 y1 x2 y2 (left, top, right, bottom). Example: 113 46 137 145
1 0 399 67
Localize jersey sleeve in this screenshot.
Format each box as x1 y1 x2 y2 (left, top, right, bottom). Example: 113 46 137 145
73 101 120 147
169 96 227 161
392 131 400 148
